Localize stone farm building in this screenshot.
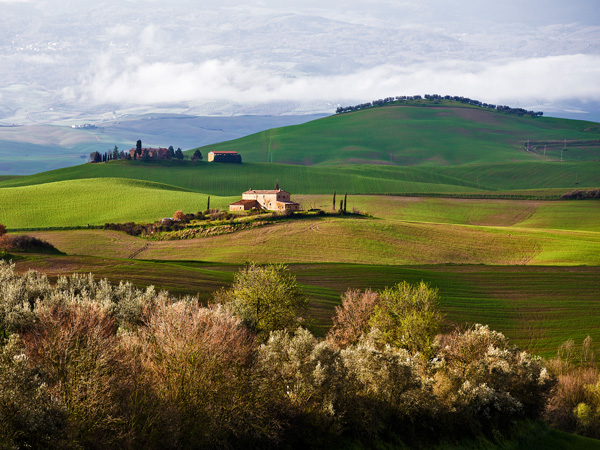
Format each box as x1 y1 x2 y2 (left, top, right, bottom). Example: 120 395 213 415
128 147 168 159
229 188 300 212
208 151 242 163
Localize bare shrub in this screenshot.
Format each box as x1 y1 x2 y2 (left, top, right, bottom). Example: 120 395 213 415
21 300 131 448
327 289 380 348
0 235 58 253
545 337 600 438
126 300 280 448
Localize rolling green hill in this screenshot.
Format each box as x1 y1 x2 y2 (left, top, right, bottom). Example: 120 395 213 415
0 160 598 197
1 101 597 199
0 178 236 228
192 101 600 166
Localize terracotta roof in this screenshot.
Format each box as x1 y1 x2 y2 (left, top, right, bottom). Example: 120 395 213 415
229 199 260 206
244 189 289 194
209 151 239 154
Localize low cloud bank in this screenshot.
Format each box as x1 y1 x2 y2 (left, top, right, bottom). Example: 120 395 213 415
76 53 600 111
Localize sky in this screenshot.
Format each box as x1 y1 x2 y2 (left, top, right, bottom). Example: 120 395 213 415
1 0 599 122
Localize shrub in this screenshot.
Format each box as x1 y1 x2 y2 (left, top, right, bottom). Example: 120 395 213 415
173 210 186 222
22 300 131 448
435 324 555 434
0 223 6 237
327 289 380 349
0 235 58 253
341 335 433 439
0 334 67 450
369 281 443 358
0 261 50 334
257 328 348 439
545 337 600 438
123 300 280 448
213 263 308 339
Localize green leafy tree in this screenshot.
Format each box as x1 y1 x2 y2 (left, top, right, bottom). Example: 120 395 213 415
191 149 203 161
369 281 443 358
214 263 309 338
175 148 184 160
112 146 119 160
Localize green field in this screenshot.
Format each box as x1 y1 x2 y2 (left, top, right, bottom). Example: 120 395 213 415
0 177 237 228
0 160 598 198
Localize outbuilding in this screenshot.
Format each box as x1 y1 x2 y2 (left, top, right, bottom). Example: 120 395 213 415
208 151 242 163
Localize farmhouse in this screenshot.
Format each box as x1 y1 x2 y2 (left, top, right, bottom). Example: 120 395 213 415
208 151 242 163
229 187 300 212
128 147 168 159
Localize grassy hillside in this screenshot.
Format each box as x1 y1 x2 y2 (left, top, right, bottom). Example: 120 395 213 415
193 102 600 166
0 178 236 228
22 203 600 265
1 160 598 197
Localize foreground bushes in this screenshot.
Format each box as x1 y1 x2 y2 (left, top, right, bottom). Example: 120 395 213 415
545 338 600 438
0 261 558 448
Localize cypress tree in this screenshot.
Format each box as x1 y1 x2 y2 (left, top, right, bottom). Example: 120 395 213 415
332 191 336 211
344 193 347 213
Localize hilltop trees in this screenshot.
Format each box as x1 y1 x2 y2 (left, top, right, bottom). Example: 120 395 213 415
336 94 544 117
89 152 102 163
191 149 203 161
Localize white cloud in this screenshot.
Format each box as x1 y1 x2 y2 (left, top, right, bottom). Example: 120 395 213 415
78 54 600 110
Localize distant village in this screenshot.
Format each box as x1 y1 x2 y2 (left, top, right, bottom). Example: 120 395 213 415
89 139 241 163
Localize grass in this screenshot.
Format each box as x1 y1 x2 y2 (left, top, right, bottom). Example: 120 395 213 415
1 159 597 198
0 177 237 228
21 217 600 265
193 103 600 166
